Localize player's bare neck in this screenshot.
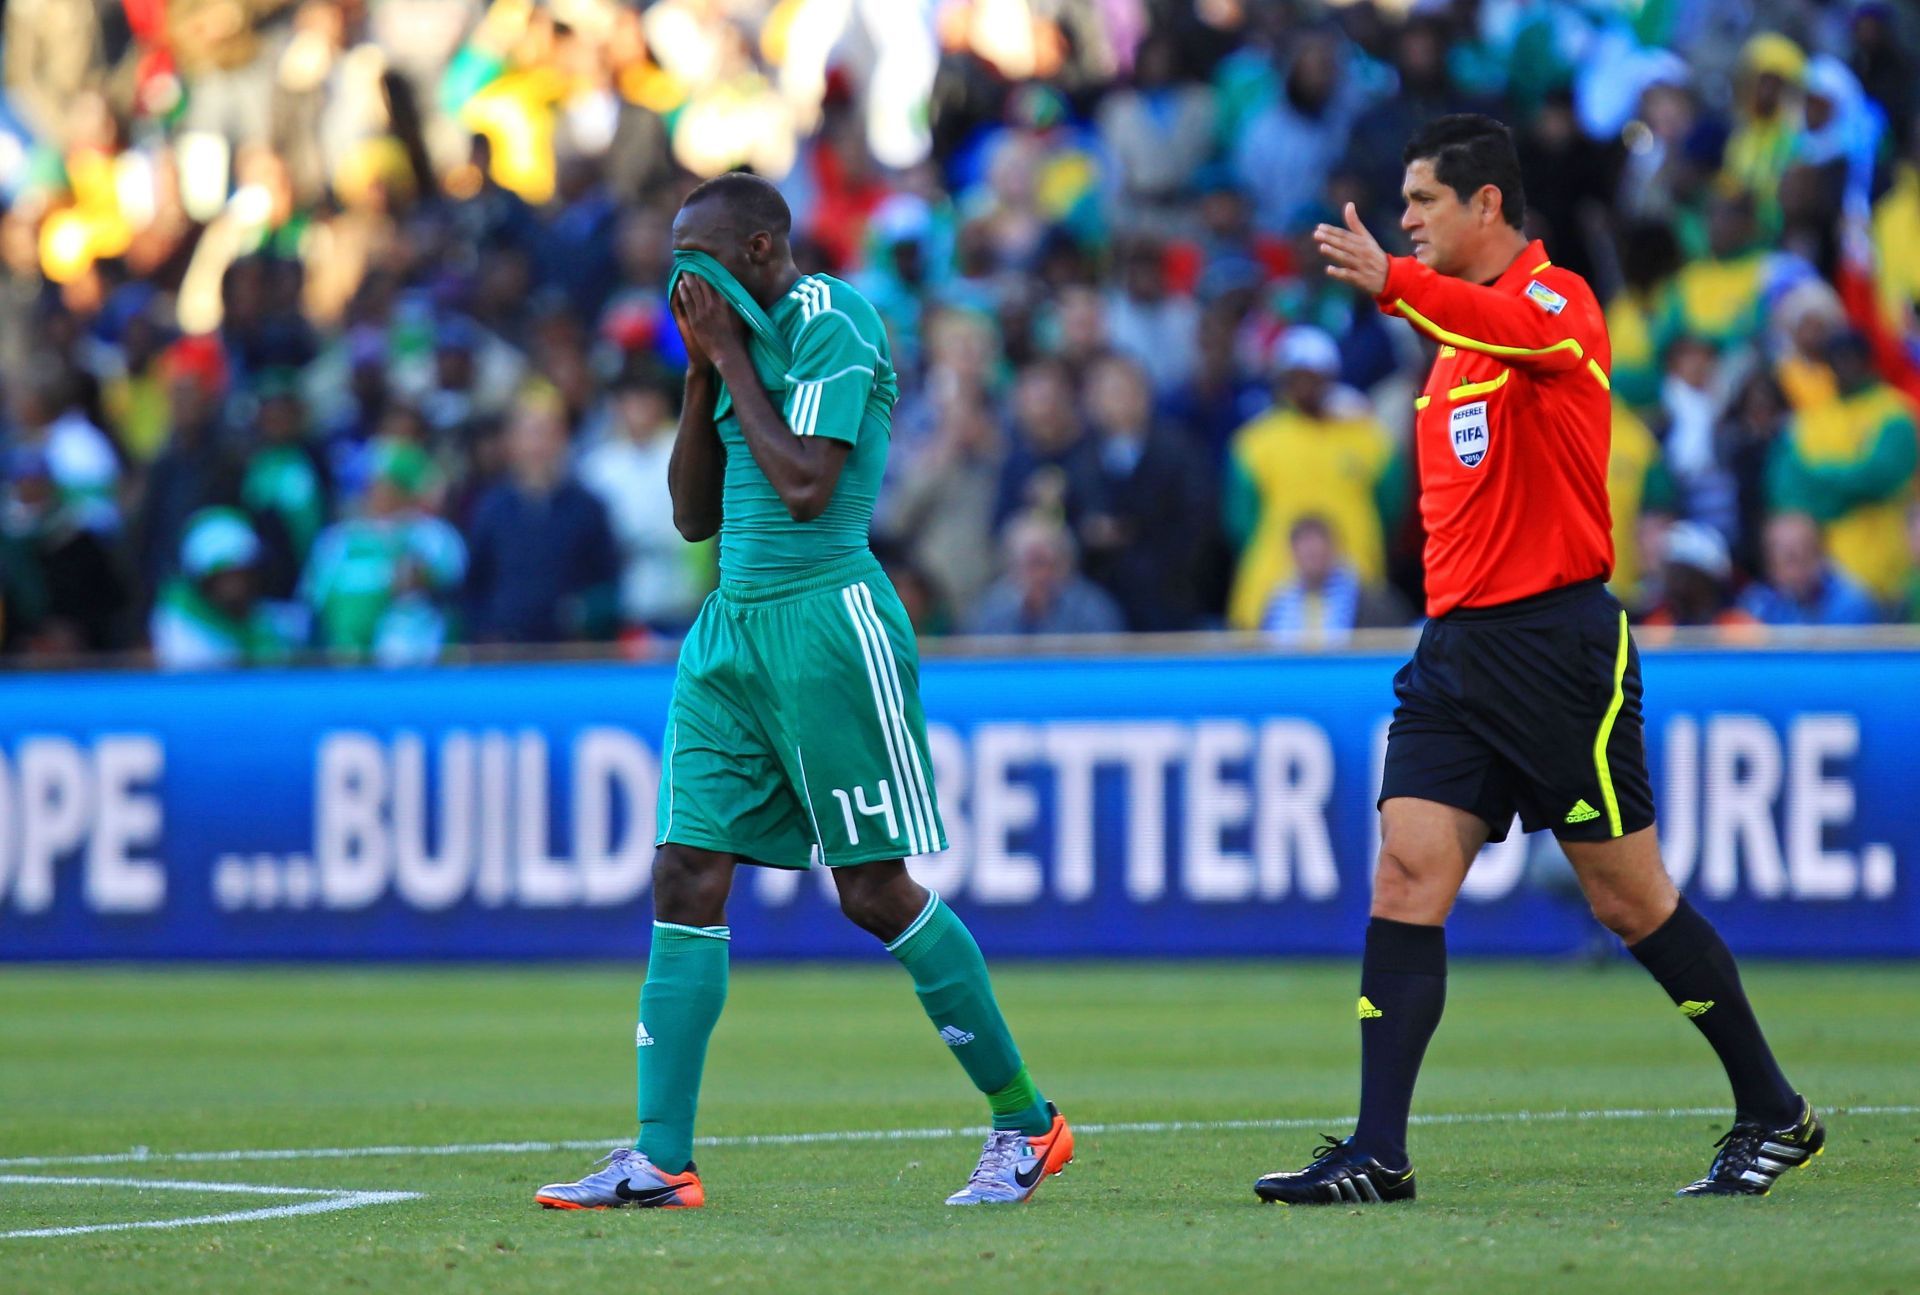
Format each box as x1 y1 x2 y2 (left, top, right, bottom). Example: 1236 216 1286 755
759 264 804 309
1458 230 1532 288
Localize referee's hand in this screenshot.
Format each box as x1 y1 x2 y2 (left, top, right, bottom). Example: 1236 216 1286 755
1315 203 1389 297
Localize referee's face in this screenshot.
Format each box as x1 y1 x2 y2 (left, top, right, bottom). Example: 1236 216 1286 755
1400 159 1476 278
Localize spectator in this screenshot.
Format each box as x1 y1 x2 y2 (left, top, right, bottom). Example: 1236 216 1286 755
134 339 239 602
1739 511 1882 626
1903 501 1920 623
239 368 329 601
1103 237 1199 395
1721 370 1792 579
964 514 1125 637
1640 520 1762 639
885 395 1007 618
578 363 712 637
1653 335 1738 539
1233 28 1375 234
1655 190 1775 362
1224 326 1399 631
0 446 128 654
465 392 619 644
10 362 120 534
302 438 467 665
994 357 1085 528
1163 301 1268 468
1608 400 1677 611
1262 515 1410 647
1768 330 1919 603
150 507 301 669
1064 353 1214 631
1096 32 1217 235
1722 34 1807 209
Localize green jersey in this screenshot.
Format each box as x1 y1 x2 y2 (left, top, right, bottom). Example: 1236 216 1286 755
715 274 898 580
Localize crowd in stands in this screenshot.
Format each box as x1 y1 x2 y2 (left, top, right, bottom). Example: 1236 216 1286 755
3 0 1920 667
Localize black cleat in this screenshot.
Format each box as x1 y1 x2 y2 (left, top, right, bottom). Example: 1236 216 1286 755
1676 1099 1825 1197
1254 1135 1416 1205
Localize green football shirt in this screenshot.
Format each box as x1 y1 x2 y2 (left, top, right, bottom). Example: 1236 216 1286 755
714 273 898 580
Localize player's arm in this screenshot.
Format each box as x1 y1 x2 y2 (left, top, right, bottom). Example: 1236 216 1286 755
674 275 850 524
1316 203 1588 373
668 286 726 542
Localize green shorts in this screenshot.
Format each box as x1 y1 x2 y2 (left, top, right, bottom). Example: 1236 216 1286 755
656 551 948 869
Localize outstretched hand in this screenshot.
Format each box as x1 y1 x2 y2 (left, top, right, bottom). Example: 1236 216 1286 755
672 275 748 372
1314 203 1390 298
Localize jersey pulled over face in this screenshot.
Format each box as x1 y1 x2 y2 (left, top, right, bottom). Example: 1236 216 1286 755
716 274 899 580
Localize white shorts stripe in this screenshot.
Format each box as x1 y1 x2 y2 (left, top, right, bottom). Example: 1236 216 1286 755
662 722 678 839
792 744 827 863
840 586 922 854
852 583 940 852
845 585 930 854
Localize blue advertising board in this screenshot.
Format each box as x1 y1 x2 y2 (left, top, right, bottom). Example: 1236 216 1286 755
0 647 1913 960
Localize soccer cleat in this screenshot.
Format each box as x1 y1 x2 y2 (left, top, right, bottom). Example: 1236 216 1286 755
944 1103 1075 1205
1254 1135 1416 1205
534 1146 705 1210
1676 1100 1825 1197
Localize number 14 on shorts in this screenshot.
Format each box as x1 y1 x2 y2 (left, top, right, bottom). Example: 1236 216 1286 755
830 781 900 846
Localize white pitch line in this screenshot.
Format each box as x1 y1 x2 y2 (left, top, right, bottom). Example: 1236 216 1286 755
1 1104 1913 1171
0 1175 422 1241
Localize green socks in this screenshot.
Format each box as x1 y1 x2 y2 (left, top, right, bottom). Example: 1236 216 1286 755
635 921 730 1173
887 893 1051 1136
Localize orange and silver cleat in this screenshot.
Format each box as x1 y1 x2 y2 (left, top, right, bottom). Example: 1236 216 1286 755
945 1103 1075 1205
535 1147 705 1210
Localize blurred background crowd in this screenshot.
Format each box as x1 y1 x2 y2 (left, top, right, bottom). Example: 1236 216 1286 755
3 0 1920 667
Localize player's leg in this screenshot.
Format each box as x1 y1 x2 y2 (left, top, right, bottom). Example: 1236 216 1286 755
1563 828 1821 1194
634 845 737 1177
1256 796 1484 1205
834 860 1072 1205
1258 615 1507 1204
1541 593 1818 1194
1353 796 1484 1164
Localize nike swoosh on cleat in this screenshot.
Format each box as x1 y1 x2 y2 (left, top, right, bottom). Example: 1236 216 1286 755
1013 1158 1046 1191
613 1179 684 1206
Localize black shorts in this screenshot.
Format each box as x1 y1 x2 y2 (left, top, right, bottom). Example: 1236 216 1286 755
1380 578 1656 843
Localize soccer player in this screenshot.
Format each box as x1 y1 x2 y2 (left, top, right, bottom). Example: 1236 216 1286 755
1254 116 1822 1205
534 173 1072 1211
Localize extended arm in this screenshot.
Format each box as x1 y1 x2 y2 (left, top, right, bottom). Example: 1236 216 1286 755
1315 203 1587 373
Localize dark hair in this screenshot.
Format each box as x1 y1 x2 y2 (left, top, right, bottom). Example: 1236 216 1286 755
682 171 792 237
1403 114 1526 230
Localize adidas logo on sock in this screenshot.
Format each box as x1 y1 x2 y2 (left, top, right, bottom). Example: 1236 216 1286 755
1678 999 1715 1018
1565 799 1601 824
938 1025 976 1047
1357 996 1383 1020
636 1023 655 1047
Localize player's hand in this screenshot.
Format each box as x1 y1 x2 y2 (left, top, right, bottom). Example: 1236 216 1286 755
672 276 748 372
669 281 711 374
1315 203 1390 298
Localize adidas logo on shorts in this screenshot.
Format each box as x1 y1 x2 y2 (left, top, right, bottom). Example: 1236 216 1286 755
1564 799 1601 824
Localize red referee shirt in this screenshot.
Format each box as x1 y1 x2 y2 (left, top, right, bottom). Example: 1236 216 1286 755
1376 239 1614 617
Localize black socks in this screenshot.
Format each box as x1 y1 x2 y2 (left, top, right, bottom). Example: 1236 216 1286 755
1351 917 1448 1170
1629 897 1800 1126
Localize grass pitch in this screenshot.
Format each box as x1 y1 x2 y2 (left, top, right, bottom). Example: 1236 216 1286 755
2 961 1916 1294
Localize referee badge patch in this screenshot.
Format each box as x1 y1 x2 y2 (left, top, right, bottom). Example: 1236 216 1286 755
1449 400 1490 468
1525 279 1568 314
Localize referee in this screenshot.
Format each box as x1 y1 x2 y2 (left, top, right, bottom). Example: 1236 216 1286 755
1254 116 1823 1205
